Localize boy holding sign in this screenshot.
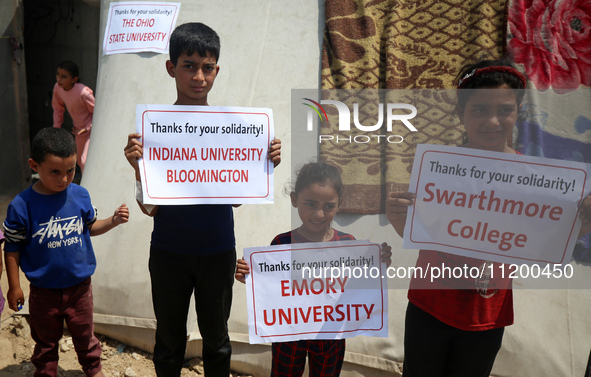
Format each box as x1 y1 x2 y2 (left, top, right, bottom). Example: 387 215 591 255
124 23 281 377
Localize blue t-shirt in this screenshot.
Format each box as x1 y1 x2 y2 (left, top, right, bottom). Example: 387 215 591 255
2 184 98 289
151 204 235 255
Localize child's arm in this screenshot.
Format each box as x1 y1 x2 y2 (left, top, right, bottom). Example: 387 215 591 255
379 242 392 267
52 85 65 128
385 191 415 238
125 133 159 216
89 204 129 236
579 195 591 239
77 87 95 136
82 86 95 115
124 133 143 180
268 138 281 167
235 257 250 284
5 251 24 311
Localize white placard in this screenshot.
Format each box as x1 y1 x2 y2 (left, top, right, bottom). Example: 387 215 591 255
102 2 180 55
136 104 274 205
244 240 388 344
404 144 591 265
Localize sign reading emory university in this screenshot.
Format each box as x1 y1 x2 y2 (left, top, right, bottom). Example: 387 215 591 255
136 104 274 205
404 144 591 265
102 2 180 55
244 240 388 344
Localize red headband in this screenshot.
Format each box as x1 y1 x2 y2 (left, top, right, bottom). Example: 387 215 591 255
457 66 527 89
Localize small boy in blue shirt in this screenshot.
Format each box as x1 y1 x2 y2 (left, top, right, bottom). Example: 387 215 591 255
3 127 129 377
124 22 281 377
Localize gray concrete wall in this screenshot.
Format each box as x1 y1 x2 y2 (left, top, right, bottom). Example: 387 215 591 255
0 0 29 196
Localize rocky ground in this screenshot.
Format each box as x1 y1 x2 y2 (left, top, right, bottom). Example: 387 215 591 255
0 314 253 377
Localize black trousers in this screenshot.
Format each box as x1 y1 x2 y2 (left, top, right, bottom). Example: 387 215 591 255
403 302 505 377
149 246 236 377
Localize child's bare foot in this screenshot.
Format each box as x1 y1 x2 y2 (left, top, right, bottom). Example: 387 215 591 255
91 370 107 377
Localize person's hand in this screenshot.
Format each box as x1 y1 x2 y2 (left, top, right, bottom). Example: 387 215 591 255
579 195 591 238
268 138 281 167
7 286 24 312
124 133 143 176
235 257 250 284
112 204 130 225
385 191 415 222
379 242 392 267
386 191 415 237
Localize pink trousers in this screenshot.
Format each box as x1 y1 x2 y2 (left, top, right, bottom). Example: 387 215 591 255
75 130 91 174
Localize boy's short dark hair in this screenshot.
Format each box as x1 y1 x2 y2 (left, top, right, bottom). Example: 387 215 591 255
169 22 220 66
57 60 80 79
31 128 77 163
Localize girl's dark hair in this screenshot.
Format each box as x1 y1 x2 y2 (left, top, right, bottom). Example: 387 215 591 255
31 127 77 163
293 162 344 199
455 58 527 115
57 60 80 79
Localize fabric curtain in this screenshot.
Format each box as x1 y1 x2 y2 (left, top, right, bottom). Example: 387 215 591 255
507 0 591 260
320 0 508 213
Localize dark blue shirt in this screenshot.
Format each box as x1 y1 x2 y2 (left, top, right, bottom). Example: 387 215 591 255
151 204 235 255
3 184 97 289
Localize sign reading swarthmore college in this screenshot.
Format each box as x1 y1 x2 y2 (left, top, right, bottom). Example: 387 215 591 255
243 240 388 344
136 104 274 205
404 144 591 265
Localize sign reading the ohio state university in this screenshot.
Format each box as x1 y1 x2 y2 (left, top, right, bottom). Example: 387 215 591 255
103 2 180 55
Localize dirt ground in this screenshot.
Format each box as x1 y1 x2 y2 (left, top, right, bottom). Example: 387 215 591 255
0 195 252 377
0 314 160 377
0 313 255 377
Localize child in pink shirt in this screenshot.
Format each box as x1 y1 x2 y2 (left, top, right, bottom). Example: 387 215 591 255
52 60 95 174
